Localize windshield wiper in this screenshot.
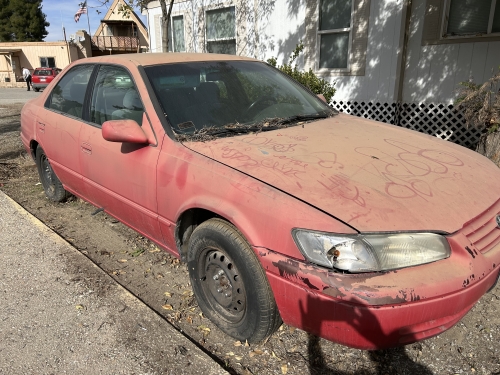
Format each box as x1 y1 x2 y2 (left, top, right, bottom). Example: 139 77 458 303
175 113 332 142
276 113 330 126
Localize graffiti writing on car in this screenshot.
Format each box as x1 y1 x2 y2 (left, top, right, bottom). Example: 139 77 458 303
356 139 464 200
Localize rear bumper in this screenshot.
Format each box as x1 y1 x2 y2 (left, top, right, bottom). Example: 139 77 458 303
32 83 48 89
257 230 500 349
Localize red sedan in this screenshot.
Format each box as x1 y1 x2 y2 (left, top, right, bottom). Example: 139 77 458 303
20 53 500 349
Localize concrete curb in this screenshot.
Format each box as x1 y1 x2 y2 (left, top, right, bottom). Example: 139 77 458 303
0 191 228 375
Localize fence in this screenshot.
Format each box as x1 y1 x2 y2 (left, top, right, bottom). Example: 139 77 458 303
91 36 140 52
331 101 483 149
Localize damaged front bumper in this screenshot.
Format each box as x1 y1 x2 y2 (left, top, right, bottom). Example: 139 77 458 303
256 228 500 350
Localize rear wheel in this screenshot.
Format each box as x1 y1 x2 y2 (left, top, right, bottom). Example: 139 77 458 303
35 146 68 202
187 218 281 343
34 88 40 92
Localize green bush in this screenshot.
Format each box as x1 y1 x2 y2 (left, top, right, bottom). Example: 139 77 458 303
267 44 336 103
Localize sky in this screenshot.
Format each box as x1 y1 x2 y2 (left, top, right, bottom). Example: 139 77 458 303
42 0 148 42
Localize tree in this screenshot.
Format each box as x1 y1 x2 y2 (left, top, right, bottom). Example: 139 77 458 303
0 0 49 42
119 0 174 52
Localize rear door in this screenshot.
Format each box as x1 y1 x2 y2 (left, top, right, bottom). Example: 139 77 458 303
38 64 95 195
79 64 163 241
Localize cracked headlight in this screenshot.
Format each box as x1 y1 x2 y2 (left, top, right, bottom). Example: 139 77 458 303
292 229 451 273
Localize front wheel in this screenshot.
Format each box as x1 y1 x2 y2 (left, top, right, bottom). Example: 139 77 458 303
35 146 69 202
187 218 281 343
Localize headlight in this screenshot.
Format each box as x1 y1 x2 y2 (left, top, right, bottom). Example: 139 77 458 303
292 229 450 273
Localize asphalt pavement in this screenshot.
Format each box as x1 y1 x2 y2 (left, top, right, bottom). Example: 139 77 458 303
0 87 41 105
0 190 228 374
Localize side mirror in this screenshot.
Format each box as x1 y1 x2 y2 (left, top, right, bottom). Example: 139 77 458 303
102 119 149 144
317 94 327 103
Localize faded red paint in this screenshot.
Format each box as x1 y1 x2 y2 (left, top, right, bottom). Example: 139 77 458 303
257 223 500 348
20 53 500 350
185 116 500 233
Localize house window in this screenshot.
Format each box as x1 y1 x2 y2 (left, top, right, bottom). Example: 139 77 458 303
446 0 500 35
167 15 186 52
40 57 56 68
318 0 353 69
205 7 236 55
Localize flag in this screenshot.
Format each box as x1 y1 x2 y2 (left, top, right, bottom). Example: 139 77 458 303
74 1 87 23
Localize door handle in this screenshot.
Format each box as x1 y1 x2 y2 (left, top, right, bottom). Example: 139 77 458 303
81 142 92 154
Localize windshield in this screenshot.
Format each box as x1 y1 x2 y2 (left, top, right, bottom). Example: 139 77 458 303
144 61 335 138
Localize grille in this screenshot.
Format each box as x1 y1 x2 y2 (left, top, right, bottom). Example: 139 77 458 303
461 199 500 254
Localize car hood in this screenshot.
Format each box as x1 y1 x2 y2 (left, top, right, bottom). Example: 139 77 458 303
183 113 500 233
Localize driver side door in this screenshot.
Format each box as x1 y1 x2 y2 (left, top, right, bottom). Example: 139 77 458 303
79 64 162 241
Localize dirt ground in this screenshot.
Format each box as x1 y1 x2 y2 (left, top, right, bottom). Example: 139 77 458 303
1 103 499 375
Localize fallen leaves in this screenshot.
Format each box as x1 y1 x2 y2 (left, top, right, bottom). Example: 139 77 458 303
162 304 173 310
249 349 264 358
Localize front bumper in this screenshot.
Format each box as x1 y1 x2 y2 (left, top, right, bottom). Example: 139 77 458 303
257 228 500 349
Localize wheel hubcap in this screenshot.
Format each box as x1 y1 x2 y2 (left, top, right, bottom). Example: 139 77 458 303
202 250 246 321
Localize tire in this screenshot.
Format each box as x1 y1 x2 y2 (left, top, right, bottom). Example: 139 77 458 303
187 218 282 343
35 146 68 202
34 88 40 92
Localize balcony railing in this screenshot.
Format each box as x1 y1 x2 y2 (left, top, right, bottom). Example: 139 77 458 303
91 36 140 52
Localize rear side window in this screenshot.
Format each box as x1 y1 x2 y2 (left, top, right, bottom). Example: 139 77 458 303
34 69 53 76
89 65 144 126
46 65 94 119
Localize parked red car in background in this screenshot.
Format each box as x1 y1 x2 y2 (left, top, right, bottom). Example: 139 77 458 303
31 67 61 92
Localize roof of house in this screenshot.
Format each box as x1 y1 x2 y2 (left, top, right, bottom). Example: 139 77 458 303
94 0 148 38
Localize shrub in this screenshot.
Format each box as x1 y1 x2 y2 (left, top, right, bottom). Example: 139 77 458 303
455 67 500 134
267 44 336 104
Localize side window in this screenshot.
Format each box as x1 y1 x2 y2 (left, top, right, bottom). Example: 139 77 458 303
46 64 94 119
89 66 144 126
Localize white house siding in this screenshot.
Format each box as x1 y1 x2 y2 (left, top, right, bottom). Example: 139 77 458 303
403 0 500 105
332 0 404 103
144 0 489 147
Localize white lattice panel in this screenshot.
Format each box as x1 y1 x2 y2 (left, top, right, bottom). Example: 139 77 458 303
331 101 483 148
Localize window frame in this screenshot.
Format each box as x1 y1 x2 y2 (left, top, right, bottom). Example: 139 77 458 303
315 0 355 73
165 14 186 52
171 15 186 52
44 64 97 121
204 6 237 55
39 57 56 68
421 0 500 45
441 0 500 39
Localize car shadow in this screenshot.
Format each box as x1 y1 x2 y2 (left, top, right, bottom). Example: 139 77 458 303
299 294 434 375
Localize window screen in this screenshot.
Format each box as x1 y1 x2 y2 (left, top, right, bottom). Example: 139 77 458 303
40 57 56 68
206 7 236 55
447 0 491 34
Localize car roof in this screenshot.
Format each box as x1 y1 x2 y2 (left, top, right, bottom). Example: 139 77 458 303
74 53 258 67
